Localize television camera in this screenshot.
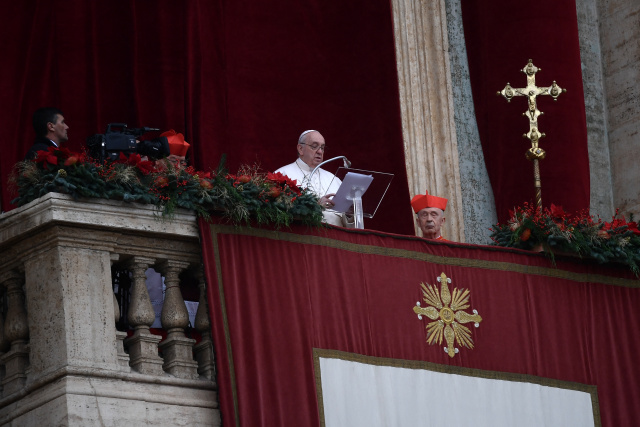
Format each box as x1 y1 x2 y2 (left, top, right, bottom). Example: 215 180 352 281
86 123 170 162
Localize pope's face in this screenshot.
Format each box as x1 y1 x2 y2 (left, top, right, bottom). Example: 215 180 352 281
417 207 445 239
297 131 326 167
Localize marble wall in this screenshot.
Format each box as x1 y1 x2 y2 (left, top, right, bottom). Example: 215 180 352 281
597 0 640 220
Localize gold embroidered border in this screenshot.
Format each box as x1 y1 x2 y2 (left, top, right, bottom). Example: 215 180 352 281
211 224 639 288
313 348 601 427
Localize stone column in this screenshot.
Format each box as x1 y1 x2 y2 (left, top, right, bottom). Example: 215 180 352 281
443 0 498 244
585 0 639 220
0 270 29 395
193 268 216 382
575 0 615 219
390 0 465 242
123 256 164 375
158 260 198 379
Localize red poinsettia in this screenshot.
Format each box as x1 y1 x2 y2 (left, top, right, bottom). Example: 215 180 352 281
627 222 640 235
603 218 627 231
44 147 86 166
117 152 142 166
266 171 287 183
266 171 300 195
597 209 640 236
136 160 156 175
550 203 569 219
115 152 157 175
34 147 59 166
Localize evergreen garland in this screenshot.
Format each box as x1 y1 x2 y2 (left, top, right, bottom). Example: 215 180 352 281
490 202 640 275
11 147 323 228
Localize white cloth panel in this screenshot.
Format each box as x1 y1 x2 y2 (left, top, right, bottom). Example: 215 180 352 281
319 357 594 427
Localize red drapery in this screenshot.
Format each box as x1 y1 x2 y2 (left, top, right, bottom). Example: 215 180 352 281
201 219 639 427
461 0 590 221
0 0 413 235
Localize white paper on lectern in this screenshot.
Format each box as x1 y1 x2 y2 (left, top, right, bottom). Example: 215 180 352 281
331 172 373 212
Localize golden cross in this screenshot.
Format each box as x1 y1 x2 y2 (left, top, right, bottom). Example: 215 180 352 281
497 59 566 210
413 272 483 358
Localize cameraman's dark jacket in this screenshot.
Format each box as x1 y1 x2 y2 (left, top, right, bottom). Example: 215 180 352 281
25 136 57 160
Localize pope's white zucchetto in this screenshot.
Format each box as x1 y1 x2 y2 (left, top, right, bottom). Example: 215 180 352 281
298 130 318 145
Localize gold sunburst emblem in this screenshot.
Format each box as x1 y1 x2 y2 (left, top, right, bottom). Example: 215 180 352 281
413 272 482 358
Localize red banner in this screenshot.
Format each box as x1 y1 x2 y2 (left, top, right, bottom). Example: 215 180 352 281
201 220 639 426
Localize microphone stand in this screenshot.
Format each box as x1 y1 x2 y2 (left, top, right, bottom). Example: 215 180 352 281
309 156 351 181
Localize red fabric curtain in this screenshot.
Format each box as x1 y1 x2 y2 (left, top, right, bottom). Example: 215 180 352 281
201 219 639 426
461 0 590 221
1 0 413 235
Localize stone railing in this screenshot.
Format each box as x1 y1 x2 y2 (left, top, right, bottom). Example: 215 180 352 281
0 193 220 426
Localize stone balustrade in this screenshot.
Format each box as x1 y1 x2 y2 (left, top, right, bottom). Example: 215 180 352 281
0 193 220 426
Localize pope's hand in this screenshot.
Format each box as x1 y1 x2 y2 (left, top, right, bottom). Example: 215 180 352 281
319 194 336 209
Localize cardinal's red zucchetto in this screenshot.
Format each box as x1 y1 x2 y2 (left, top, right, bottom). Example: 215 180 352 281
411 191 448 213
161 129 190 157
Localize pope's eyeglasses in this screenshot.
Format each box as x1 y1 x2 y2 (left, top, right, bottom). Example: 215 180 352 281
301 143 326 152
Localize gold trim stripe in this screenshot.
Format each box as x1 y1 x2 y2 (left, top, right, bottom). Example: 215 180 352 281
313 348 601 427
211 224 639 288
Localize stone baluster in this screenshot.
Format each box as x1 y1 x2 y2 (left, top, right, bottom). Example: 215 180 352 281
123 257 164 375
193 267 216 382
158 260 198 379
0 270 29 395
111 254 130 372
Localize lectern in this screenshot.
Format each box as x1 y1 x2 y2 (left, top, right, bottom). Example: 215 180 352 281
329 167 393 229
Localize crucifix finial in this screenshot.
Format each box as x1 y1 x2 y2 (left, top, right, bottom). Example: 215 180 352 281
497 59 566 210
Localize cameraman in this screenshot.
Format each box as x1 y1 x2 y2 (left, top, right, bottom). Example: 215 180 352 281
25 107 69 160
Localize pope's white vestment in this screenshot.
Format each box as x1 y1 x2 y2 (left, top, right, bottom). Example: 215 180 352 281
276 158 348 227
